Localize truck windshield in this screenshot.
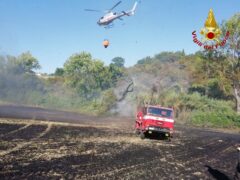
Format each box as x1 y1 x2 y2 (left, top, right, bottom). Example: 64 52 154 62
148 107 172 118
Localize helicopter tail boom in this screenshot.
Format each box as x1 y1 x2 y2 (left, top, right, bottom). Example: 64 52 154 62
122 11 130 16
123 1 138 16
129 2 138 15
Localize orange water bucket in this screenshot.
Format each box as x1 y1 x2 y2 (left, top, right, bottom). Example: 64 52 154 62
103 39 109 48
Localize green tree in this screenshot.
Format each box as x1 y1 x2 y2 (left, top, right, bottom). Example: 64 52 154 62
197 50 232 99
111 57 125 67
54 68 64 76
92 60 112 90
221 13 240 113
63 52 112 98
64 52 96 97
17 52 41 73
109 63 124 85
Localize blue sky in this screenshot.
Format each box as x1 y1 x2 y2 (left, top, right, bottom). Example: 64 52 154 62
0 0 239 73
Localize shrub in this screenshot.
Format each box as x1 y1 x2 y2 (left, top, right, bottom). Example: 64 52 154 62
137 91 240 128
191 111 240 128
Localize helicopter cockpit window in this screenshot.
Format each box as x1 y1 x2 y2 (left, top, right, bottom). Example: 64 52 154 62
100 17 104 19
113 12 117 15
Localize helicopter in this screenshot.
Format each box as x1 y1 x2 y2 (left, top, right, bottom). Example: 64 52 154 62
85 1 138 28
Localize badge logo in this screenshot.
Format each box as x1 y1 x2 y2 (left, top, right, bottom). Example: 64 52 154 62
192 9 230 50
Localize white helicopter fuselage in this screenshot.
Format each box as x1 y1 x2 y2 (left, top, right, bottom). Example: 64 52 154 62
97 2 137 26
97 12 126 26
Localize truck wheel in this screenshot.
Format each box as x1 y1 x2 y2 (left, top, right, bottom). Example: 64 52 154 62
140 132 145 139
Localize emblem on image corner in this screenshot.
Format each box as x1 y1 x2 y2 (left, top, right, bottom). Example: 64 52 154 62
192 9 230 50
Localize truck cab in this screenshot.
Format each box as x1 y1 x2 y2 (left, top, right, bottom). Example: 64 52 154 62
135 105 174 140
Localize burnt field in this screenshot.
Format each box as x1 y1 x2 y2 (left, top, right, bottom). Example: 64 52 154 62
0 105 239 179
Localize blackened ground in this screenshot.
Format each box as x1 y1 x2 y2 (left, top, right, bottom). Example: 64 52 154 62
0 105 239 179
0 104 96 123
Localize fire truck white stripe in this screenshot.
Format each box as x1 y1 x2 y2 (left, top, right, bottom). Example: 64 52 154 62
143 115 174 123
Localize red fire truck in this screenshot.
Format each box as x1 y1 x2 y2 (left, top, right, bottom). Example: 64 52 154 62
135 105 174 140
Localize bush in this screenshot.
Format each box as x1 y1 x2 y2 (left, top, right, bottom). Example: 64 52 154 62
137 91 240 128
177 93 240 128
191 111 240 128
98 89 117 114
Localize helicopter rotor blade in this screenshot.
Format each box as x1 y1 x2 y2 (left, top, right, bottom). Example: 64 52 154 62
109 1 122 11
85 1 122 13
84 9 102 12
